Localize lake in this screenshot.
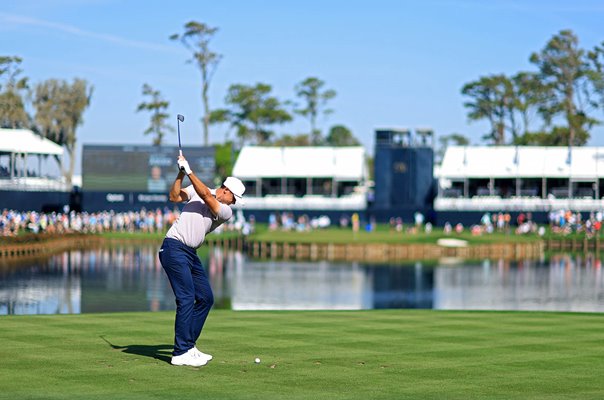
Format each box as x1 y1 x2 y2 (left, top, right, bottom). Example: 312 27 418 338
1 243 603 314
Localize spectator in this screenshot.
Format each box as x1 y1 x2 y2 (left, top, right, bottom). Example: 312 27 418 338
351 213 360 234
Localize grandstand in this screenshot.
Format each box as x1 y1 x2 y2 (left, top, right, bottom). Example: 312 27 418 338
231 146 369 218
436 146 604 213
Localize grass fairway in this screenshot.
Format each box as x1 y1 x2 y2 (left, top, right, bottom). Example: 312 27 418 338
95 224 544 246
1 310 604 399
246 225 542 244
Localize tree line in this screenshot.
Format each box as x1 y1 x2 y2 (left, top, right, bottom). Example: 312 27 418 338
138 20 359 150
460 29 604 147
138 25 604 155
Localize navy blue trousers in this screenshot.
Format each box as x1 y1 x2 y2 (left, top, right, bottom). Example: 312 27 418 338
159 238 214 356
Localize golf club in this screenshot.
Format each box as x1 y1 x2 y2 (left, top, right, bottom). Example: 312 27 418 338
177 114 184 156
177 114 185 173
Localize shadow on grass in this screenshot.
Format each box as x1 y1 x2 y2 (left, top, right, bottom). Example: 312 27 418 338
100 335 172 364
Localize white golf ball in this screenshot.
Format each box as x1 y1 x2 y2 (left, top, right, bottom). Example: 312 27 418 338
254 357 261 364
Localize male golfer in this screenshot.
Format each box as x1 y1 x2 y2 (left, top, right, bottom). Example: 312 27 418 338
159 155 245 367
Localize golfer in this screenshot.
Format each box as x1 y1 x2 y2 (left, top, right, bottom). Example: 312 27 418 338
159 155 245 367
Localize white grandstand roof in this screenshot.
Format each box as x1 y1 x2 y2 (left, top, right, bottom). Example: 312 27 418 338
233 146 366 180
440 146 604 179
0 128 63 156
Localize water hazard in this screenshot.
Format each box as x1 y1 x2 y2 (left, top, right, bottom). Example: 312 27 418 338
1 243 603 315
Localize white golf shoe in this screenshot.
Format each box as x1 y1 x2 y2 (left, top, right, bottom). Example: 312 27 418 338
193 346 213 362
171 348 208 367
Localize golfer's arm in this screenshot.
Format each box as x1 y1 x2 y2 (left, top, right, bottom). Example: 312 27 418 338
169 171 188 202
187 172 221 215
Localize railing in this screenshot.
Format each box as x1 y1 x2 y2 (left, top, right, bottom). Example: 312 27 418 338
0 177 71 192
0 235 102 259
435 197 604 212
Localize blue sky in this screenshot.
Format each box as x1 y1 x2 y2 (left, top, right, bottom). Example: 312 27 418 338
1 0 604 173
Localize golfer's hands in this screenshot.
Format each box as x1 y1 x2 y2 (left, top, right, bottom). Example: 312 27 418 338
177 156 192 175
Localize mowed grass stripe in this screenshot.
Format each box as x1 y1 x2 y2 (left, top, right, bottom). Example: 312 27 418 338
1 310 604 399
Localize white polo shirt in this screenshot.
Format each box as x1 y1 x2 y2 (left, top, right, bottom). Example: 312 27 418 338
165 185 233 248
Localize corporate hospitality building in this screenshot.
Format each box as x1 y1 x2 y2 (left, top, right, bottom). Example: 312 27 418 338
435 145 604 223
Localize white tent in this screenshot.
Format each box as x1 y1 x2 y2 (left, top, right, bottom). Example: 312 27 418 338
0 128 63 156
436 145 604 211
0 128 64 182
439 146 604 179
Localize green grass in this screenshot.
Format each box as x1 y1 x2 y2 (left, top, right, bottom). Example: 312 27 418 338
97 223 544 245
5 223 592 247
247 224 542 244
1 310 604 399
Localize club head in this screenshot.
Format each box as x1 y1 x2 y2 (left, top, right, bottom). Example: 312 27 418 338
177 114 184 122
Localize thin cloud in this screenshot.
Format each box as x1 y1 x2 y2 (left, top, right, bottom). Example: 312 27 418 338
433 0 604 13
0 12 178 53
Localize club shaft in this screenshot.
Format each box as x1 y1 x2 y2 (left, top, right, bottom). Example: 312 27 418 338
177 121 182 149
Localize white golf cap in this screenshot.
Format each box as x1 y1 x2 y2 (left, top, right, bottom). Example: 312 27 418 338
223 176 246 204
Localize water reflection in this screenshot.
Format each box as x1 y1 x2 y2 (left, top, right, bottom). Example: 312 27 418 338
227 254 373 310
1 245 604 315
224 251 433 310
0 258 80 314
434 255 604 312
0 244 174 315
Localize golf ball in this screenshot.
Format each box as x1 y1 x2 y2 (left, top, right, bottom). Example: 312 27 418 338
254 357 261 364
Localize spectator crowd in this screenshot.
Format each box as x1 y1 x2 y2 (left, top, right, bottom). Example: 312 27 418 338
1 208 175 236
0 208 254 237
1 207 601 238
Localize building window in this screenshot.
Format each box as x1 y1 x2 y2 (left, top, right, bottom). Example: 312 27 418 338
546 178 569 198
572 181 596 199
468 178 490 197
337 181 357 196
442 181 464 198
493 178 515 198
261 178 282 196
286 178 307 197
242 180 257 197
519 178 541 197
311 178 333 196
